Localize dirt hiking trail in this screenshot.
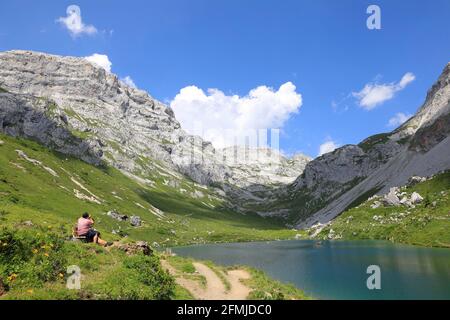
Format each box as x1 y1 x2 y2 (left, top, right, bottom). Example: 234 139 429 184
162 260 251 300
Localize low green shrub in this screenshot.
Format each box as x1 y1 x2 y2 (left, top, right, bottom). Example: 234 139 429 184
0 227 66 290
245 267 309 300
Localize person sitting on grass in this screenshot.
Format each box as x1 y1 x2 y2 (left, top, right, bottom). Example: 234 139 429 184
76 212 108 246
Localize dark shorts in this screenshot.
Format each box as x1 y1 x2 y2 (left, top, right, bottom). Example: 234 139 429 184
84 229 100 243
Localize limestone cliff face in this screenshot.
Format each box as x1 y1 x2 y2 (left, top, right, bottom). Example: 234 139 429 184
0 50 231 185
0 50 310 192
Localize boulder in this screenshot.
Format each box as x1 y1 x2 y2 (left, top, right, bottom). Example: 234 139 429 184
370 201 381 209
327 229 335 239
116 241 152 256
107 210 128 221
410 192 424 204
21 220 34 226
382 188 401 206
400 196 413 207
130 216 142 227
152 241 160 248
190 190 205 199
408 176 427 186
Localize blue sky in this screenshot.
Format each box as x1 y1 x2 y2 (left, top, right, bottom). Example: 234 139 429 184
0 0 449 157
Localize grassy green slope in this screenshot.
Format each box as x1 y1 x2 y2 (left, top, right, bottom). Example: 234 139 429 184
0 133 296 246
0 228 175 300
0 133 304 300
315 171 450 247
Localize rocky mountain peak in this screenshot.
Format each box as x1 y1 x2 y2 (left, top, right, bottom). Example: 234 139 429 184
393 62 450 140
217 145 311 187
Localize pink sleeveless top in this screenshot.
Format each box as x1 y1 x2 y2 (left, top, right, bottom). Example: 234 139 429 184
77 218 93 235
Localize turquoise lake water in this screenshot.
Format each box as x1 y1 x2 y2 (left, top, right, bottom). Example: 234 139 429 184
172 240 450 300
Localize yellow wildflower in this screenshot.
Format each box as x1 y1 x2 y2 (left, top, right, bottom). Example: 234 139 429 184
7 273 17 281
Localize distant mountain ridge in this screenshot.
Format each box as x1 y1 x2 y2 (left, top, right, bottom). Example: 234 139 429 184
0 50 449 230
0 50 310 199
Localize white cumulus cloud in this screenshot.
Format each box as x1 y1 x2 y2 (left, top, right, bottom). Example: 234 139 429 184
318 139 339 157
57 5 97 37
85 54 112 72
387 112 413 127
170 82 302 149
121 76 137 89
353 72 415 110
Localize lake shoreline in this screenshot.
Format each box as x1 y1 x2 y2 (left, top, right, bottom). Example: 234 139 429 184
167 238 450 250
172 239 450 300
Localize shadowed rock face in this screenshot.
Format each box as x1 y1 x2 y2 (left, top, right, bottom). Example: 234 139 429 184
0 91 103 165
409 112 450 152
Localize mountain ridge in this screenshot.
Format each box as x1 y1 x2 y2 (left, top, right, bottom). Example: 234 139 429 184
292 62 450 228
1 50 449 231
0 50 310 193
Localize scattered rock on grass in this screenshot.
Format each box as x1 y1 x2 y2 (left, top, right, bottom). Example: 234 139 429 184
382 187 401 206
107 210 128 221
191 190 205 199
130 215 142 227
371 201 381 209
408 176 427 186
117 241 152 256
152 241 160 248
111 229 128 238
21 220 34 227
410 192 424 204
